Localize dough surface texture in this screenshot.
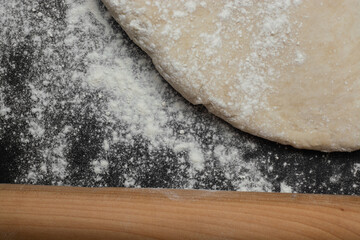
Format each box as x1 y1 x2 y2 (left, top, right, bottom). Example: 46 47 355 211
102 0 360 152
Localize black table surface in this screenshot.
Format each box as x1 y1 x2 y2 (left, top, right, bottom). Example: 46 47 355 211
1 0 359 195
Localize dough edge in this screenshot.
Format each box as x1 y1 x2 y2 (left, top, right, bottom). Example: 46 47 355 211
102 0 360 152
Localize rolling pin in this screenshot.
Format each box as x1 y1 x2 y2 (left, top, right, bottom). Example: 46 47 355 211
1 184 360 240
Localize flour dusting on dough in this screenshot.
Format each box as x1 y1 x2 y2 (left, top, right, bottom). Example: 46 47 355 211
104 0 303 120
103 0 360 151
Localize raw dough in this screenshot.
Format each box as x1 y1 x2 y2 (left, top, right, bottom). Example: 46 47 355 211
102 0 360 152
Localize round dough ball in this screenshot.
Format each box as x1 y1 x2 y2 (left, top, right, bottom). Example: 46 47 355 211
103 0 360 152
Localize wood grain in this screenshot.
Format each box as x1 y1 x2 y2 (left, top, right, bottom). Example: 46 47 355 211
0 184 360 240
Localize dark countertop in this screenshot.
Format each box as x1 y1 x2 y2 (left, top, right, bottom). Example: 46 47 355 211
1 0 359 195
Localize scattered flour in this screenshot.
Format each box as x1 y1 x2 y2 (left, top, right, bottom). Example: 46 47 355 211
353 163 360 177
0 0 273 191
65 0 274 190
280 181 293 193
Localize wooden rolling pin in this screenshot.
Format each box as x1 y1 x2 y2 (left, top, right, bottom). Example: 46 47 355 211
1 184 360 240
